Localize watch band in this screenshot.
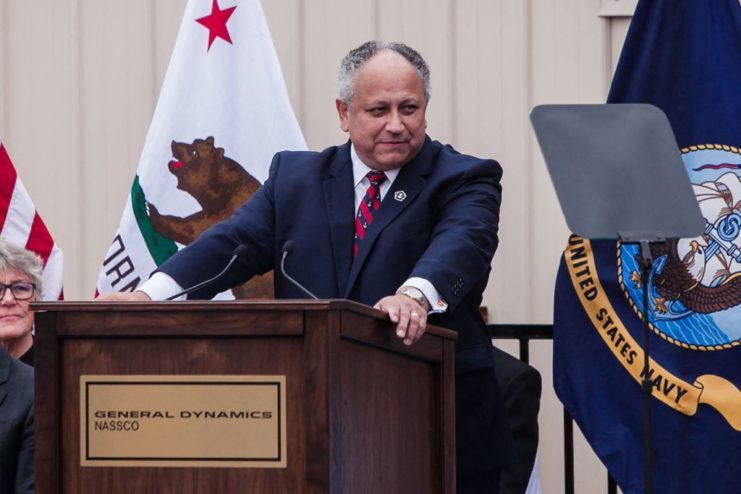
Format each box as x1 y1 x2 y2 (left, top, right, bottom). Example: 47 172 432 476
396 285 430 311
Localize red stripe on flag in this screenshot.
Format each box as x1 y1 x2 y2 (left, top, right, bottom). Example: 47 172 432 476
0 144 19 228
25 212 55 266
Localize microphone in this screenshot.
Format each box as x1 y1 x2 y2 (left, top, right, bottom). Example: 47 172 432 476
165 244 250 301
280 240 319 300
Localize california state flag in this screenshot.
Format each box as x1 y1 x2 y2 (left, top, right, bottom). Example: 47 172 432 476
96 0 306 298
0 143 64 300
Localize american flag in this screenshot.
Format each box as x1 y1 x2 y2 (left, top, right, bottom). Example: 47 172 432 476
0 143 63 300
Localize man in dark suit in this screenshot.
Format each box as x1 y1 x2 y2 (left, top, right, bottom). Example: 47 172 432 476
492 345 542 494
0 346 34 493
104 40 513 492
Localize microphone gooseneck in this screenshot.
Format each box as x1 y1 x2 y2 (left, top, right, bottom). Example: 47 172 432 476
165 245 248 301
280 240 319 300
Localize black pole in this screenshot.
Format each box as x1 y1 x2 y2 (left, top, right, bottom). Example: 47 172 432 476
519 338 530 364
608 474 618 494
639 240 654 494
564 410 574 494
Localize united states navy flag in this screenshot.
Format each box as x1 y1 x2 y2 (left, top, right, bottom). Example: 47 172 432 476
553 1 741 493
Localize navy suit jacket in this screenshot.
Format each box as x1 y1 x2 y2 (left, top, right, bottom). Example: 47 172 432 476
0 347 34 494
159 136 514 482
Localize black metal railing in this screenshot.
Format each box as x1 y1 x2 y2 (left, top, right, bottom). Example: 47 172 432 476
487 324 618 494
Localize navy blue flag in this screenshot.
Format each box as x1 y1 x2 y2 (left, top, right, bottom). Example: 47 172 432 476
553 1 741 493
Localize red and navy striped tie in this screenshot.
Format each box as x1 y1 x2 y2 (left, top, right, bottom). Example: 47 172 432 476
354 171 387 258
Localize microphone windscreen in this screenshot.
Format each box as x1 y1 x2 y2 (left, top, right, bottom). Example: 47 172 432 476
281 240 295 254
234 244 250 259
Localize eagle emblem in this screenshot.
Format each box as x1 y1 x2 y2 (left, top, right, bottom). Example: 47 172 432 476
619 144 741 350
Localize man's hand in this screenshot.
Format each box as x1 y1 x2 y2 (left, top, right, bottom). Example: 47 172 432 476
95 291 152 302
374 294 428 346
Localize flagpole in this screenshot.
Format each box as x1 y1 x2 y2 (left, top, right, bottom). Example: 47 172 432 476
638 240 654 494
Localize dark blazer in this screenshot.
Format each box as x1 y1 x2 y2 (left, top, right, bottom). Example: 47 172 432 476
492 346 542 494
0 347 34 494
160 137 514 489
19 347 33 368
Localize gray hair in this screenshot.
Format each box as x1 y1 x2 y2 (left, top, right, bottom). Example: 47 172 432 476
338 41 431 105
0 238 44 300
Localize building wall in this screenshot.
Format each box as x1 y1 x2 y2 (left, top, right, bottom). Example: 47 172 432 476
0 0 637 491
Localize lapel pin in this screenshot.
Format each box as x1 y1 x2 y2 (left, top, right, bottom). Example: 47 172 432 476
394 191 407 202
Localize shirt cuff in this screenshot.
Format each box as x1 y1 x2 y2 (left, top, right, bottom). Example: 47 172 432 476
404 277 448 314
138 272 185 301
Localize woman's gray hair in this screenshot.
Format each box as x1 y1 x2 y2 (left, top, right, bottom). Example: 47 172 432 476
338 41 431 106
0 238 44 299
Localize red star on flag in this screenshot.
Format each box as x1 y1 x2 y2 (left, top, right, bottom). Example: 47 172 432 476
196 0 237 51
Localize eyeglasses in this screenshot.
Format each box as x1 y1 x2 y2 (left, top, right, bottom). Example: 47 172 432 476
0 282 36 301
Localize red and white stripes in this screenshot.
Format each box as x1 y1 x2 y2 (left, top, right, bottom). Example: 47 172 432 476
0 143 64 300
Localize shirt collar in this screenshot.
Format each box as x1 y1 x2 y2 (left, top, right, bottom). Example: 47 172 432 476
351 144 400 187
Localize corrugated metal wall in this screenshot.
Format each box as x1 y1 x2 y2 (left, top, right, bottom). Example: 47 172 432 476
0 0 636 491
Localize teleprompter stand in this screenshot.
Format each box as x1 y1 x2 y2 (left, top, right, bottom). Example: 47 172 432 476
530 104 704 494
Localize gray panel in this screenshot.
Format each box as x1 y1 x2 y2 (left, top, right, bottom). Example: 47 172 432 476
530 104 704 241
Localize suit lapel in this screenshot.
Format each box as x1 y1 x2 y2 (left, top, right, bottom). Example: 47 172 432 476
322 143 355 296
343 138 437 297
0 350 10 407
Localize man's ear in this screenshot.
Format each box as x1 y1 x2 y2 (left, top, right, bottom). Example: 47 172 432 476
336 99 350 132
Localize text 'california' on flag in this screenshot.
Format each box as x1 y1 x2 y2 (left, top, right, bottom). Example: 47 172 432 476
0 143 64 300
553 1 741 493
96 0 306 299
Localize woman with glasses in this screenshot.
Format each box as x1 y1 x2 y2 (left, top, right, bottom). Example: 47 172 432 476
0 239 43 367
0 238 37 492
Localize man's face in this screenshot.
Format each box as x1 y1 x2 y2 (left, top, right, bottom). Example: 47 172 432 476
336 50 428 171
0 269 35 342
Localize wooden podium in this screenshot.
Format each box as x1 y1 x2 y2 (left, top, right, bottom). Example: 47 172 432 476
33 300 456 493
